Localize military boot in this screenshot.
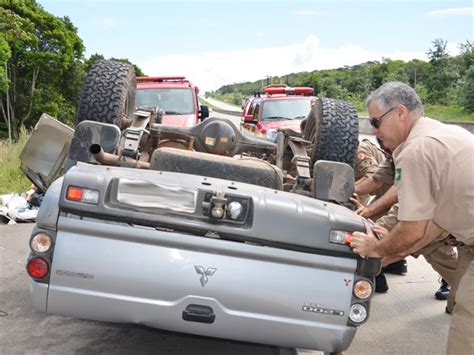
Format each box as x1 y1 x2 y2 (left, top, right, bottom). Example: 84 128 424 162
435 279 450 301
375 272 388 293
382 259 407 275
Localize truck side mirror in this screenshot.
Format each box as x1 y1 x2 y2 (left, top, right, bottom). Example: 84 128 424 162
312 160 355 208
199 105 209 120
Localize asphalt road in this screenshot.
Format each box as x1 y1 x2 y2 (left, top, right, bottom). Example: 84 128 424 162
200 96 241 113
1 223 451 355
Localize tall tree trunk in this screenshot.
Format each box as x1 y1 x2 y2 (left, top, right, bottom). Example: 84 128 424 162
1 63 12 144
20 66 39 128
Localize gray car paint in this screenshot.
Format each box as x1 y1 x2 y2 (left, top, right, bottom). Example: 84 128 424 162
28 163 374 352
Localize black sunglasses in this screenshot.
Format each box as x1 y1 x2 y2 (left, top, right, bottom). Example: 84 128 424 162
369 107 397 129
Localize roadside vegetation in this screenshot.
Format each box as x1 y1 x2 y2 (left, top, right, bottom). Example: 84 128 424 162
0 1 144 141
209 39 474 122
0 129 31 194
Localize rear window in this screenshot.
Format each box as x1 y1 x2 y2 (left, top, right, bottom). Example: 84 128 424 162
136 88 195 115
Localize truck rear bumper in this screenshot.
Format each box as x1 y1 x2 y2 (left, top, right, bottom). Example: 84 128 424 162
29 280 48 313
42 284 355 351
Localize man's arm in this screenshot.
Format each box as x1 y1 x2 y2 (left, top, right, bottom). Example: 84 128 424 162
378 221 445 266
364 185 398 218
376 220 430 256
390 220 445 258
351 185 398 219
350 219 429 258
355 176 384 196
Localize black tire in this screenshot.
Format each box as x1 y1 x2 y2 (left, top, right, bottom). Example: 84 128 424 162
303 98 358 167
75 60 136 126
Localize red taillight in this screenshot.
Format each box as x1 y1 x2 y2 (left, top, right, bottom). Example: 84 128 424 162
329 230 353 245
66 186 99 204
27 258 49 279
67 186 83 201
344 232 353 245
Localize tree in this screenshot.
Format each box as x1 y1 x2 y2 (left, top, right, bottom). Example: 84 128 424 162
0 0 85 137
382 59 409 84
459 41 474 70
110 57 145 77
425 39 459 104
0 35 11 94
459 65 474 112
84 54 145 77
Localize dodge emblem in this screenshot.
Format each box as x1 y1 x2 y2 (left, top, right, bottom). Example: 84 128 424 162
194 266 217 287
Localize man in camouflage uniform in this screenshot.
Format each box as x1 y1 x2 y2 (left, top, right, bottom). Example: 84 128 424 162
354 140 398 221
353 140 405 262
353 139 406 292
354 139 393 210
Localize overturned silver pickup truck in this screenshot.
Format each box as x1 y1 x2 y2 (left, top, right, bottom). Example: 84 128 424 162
22 60 380 354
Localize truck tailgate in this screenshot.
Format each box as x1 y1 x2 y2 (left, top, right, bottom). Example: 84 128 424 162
47 216 357 351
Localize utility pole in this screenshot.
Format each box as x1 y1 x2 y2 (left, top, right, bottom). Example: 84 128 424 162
266 75 272 86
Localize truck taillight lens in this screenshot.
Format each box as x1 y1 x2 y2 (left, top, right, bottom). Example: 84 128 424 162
30 233 52 253
66 186 99 204
27 258 49 279
353 280 373 300
329 230 352 245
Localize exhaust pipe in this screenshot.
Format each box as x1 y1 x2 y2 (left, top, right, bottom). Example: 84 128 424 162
90 144 150 169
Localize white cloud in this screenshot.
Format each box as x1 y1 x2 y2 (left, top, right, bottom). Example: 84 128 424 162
425 7 474 17
256 32 265 39
294 10 328 16
138 35 428 93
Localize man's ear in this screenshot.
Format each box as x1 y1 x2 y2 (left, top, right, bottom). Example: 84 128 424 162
397 104 409 121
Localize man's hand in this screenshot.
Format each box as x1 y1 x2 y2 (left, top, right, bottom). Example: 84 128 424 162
350 221 381 258
350 193 372 218
373 224 389 239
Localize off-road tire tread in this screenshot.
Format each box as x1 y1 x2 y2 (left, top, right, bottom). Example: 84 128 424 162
75 60 136 126
303 98 359 167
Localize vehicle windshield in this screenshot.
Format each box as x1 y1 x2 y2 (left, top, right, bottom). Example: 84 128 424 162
261 98 312 121
136 88 195 114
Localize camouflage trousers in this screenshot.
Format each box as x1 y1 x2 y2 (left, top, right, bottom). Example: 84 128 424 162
377 203 458 313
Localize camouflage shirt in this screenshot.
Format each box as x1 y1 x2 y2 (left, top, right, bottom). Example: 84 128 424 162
354 139 393 200
354 139 386 180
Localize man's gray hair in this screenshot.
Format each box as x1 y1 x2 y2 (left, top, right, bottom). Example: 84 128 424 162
365 82 424 116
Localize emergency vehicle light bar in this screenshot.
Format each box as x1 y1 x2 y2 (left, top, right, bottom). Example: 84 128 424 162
263 86 314 96
137 76 187 83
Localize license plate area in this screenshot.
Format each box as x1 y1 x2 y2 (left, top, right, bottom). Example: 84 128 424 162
114 178 197 214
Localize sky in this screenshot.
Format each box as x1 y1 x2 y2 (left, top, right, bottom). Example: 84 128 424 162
37 0 473 92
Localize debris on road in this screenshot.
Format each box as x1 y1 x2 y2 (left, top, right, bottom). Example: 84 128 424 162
0 186 43 224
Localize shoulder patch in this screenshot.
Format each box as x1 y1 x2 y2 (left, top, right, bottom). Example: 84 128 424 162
394 168 402 184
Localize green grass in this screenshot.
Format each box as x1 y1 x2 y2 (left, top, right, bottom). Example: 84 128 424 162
424 104 474 122
0 129 32 195
351 102 474 122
